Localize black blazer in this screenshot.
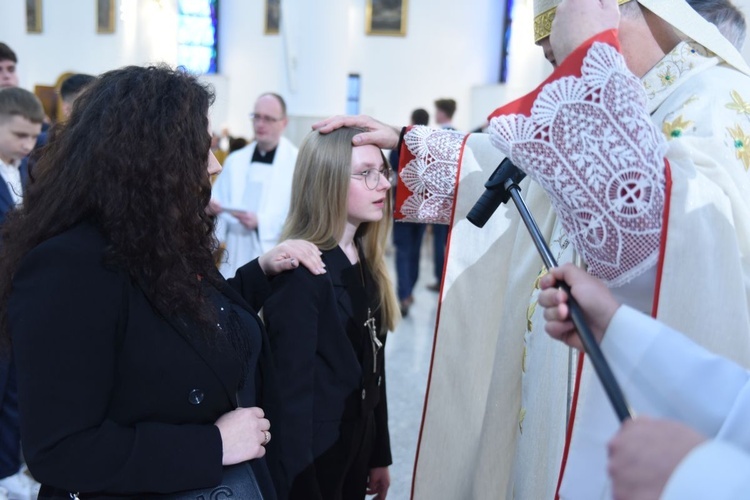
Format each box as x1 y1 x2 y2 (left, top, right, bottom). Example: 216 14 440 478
7 222 281 498
263 246 392 495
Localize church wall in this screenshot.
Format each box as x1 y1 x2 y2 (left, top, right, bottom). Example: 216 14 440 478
0 0 177 91
0 0 504 142
220 0 504 140
5 1 748 144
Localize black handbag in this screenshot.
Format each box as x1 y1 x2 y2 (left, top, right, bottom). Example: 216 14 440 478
155 460 263 500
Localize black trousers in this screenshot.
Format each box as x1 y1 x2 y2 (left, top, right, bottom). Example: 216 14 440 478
393 222 426 301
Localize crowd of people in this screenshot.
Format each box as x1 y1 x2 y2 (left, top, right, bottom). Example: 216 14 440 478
1 0 750 498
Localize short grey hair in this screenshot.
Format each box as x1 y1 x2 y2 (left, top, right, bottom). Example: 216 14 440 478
688 0 747 49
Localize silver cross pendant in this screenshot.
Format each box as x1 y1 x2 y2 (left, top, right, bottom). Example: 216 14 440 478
364 308 382 374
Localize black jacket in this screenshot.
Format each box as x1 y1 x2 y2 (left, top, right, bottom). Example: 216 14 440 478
8 222 282 498
263 246 392 497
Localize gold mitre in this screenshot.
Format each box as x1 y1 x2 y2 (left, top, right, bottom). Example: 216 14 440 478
532 0 750 76
534 0 633 42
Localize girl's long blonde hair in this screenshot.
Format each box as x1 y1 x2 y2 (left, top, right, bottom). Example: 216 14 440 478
281 128 399 331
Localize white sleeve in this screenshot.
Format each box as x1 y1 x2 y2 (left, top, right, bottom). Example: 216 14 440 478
661 440 750 500
603 306 750 444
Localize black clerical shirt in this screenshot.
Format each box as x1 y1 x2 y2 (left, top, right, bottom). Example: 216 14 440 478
251 146 277 164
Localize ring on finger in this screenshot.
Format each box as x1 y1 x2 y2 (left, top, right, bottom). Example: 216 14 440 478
262 430 271 446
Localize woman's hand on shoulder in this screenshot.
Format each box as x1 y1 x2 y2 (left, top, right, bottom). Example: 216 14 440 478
214 407 271 465
259 239 326 276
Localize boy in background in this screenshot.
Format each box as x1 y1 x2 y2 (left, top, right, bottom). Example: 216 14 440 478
0 44 19 90
0 86 44 499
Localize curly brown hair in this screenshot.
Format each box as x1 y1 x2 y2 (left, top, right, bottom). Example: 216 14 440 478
0 65 221 347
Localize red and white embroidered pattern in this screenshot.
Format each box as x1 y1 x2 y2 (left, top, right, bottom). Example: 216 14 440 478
399 126 465 224
489 43 667 286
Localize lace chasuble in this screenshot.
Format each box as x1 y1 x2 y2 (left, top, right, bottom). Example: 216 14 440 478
394 30 750 500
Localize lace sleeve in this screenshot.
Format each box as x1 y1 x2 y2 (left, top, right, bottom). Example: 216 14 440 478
489 42 668 286
396 126 467 224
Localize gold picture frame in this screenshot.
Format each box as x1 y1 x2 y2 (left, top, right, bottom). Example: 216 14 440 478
26 0 42 34
97 0 116 34
366 0 407 36
265 0 280 35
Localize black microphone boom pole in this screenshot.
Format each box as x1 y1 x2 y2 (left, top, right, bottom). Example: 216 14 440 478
468 159 633 423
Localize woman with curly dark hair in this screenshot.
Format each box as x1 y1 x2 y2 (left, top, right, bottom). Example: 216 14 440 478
0 65 323 499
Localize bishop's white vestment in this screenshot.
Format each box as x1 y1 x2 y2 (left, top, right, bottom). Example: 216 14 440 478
393 29 750 499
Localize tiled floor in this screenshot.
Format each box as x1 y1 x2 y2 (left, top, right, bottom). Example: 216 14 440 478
381 237 439 500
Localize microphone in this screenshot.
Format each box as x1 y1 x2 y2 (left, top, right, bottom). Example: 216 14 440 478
467 158 526 228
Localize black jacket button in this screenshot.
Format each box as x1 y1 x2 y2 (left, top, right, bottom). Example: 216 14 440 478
188 389 205 405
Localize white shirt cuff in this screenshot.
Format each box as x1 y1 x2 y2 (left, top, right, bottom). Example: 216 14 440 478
662 440 750 499
601 305 661 381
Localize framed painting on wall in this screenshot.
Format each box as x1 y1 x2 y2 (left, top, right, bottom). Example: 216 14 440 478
26 0 42 33
265 0 280 34
97 0 115 34
366 0 407 36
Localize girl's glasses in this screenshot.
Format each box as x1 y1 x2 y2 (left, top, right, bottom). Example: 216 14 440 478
352 166 393 190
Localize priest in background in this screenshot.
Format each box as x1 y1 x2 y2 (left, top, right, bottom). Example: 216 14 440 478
210 93 298 278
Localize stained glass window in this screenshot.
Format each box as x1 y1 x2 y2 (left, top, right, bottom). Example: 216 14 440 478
499 0 514 83
177 0 218 74
346 74 361 115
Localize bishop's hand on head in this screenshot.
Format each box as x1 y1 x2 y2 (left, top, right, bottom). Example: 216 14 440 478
312 115 401 149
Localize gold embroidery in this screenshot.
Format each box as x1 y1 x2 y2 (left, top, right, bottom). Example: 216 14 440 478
526 303 536 334
726 90 750 115
526 267 548 333
533 268 548 290
727 124 750 170
662 115 693 140
519 232 569 436
641 42 714 107
533 9 555 43
684 95 700 106
657 66 676 87
533 0 633 42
